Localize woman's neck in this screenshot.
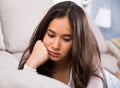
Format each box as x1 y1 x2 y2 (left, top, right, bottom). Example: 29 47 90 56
52 59 71 84
53 58 71 72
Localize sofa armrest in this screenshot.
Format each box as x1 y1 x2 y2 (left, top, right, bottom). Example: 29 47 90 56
0 69 70 88
0 51 18 69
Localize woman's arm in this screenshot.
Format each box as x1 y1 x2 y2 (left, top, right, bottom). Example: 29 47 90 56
23 64 37 74
26 40 49 69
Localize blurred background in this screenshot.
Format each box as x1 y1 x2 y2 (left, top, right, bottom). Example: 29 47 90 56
53 0 120 40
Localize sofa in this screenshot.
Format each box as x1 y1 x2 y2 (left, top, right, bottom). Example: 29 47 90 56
0 0 119 87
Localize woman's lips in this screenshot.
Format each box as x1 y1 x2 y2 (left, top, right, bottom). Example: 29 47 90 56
48 51 60 57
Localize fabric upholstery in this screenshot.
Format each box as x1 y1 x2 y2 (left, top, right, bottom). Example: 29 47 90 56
12 52 23 62
0 69 70 88
0 51 18 69
0 0 53 53
0 19 5 50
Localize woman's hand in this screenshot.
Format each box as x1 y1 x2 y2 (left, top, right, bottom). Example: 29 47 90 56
26 40 49 69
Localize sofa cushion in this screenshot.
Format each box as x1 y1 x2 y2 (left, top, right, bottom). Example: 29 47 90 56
0 0 53 53
0 51 18 69
0 19 5 50
0 70 70 88
87 15 108 53
12 52 23 62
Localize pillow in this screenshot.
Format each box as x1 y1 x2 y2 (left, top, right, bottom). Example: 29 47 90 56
0 70 70 88
0 19 5 50
0 51 18 69
0 0 53 53
87 15 108 53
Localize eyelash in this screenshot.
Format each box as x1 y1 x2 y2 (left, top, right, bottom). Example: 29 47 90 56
63 38 71 42
48 33 55 37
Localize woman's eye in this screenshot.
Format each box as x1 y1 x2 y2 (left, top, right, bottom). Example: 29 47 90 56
63 38 72 42
48 33 55 37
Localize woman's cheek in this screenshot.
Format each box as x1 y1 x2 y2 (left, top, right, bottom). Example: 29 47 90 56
43 37 51 47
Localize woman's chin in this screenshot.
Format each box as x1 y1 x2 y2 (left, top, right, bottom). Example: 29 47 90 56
49 56 61 61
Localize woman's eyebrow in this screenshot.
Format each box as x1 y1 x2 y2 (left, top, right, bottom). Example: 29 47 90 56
63 34 72 37
48 29 72 37
47 29 55 34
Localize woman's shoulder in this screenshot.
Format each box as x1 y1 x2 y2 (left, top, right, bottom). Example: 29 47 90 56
87 75 103 88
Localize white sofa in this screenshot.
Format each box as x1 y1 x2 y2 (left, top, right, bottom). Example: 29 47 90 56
0 0 119 87
0 0 69 88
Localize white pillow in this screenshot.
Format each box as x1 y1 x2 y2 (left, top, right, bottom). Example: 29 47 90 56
0 19 5 50
0 0 53 53
0 70 70 88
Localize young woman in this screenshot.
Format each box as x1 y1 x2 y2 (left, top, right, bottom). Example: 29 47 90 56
18 1 107 88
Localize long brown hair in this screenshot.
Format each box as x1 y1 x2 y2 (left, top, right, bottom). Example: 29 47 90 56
18 1 107 88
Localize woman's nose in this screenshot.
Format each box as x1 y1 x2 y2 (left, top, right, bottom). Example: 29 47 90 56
52 38 60 50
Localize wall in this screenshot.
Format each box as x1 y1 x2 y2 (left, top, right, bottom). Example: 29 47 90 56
91 0 120 40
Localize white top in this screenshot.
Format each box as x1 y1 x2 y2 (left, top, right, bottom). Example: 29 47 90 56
23 64 103 88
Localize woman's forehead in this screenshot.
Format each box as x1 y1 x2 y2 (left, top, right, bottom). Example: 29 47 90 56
48 17 72 34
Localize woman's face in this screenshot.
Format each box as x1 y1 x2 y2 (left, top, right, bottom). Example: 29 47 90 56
43 17 72 62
